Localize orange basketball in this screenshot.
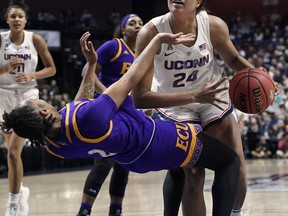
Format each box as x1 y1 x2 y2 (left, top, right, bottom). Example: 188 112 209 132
229 68 276 114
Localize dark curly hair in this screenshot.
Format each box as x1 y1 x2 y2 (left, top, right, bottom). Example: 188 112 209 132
0 104 54 148
6 0 29 17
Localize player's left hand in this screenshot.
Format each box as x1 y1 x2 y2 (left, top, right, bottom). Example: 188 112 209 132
157 32 196 45
15 72 34 83
80 31 98 64
273 81 280 96
258 67 280 96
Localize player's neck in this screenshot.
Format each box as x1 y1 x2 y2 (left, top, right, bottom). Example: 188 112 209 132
47 117 62 138
9 31 25 45
169 14 197 35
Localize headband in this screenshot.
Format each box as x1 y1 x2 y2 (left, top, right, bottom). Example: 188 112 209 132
120 14 138 28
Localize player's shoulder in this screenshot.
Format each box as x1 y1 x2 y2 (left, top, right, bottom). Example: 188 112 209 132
208 14 227 27
99 38 119 49
31 32 44 41
208 14 228 34
138 21 158 41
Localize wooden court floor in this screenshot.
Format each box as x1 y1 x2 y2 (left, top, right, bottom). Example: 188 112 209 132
0 159 288 216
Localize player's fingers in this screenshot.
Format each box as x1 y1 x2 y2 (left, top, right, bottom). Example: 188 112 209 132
211 87 229 94
80 32 90 47
87 41 95 52
214 98 228 104
173 32 184 38
211 102 224 110
80 31 90 40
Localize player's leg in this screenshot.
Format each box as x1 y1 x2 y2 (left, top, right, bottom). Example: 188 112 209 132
4 132 27 216
205 113 247 216
77 158 114 216
181 167 206 216
109 163 129 216
192 131 240 216
162 168 185 216
152 110 187 216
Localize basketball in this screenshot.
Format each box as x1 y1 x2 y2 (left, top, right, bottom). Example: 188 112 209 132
229 68 276 114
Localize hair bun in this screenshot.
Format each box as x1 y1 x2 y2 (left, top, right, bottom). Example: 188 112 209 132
9 0 25 6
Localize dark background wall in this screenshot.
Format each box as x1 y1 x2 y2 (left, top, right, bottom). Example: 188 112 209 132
1 0 287 22
0 0 132 19
134 0 288 22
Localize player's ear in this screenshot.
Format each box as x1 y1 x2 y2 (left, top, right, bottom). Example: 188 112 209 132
39 108 50 117
197 0 203 7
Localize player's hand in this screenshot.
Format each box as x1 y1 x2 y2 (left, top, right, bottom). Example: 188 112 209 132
273 81 280 96
157 32 196 45
15 72 34 83
259 67 280 96
80 31 98 64
4 58 22 73
192 75 229 110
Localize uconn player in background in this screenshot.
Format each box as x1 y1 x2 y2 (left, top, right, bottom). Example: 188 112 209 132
0 1 56 216
76 14 143 216
132 0 280 216
1 31 240 216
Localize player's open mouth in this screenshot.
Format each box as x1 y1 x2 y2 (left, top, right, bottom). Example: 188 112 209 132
173 0 184 5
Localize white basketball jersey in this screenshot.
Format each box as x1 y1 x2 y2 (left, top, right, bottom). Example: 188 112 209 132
151 11 229 121
0 30 38 90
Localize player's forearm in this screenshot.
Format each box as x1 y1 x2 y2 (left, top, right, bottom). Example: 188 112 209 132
0 66 9 75
74 62 96 100
29 66 56 79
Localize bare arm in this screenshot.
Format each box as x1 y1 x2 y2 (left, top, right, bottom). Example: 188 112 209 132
74 32 97 100
14 34 56 83
209 15 254 71
104 33 211 109
209 15 279 94
81 62 107 93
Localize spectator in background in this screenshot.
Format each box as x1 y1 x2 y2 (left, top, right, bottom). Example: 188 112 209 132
277 134 288 158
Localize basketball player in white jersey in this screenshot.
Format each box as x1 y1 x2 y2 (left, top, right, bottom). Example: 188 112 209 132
0 1 56 216
132 0 278 216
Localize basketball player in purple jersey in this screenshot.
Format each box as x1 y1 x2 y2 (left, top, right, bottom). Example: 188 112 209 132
77 14 143 216
1 31 240 216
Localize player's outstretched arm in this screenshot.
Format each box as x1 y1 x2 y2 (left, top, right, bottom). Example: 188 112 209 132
104 32 195 108
74 32 98 101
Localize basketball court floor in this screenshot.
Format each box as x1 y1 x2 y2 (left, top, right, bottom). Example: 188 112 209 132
0 159 288 216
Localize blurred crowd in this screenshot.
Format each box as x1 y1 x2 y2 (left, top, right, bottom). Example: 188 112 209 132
223 11 288 159
0 8 288 176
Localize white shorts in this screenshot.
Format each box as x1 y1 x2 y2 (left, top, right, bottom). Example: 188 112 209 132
0 88 39 122
154 88 233 129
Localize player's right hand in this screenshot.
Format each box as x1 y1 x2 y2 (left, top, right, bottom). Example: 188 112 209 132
4 57 22 73
192 75 229 110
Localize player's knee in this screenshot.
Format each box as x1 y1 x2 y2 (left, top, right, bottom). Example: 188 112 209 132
7 149 21 162
184 168 205 188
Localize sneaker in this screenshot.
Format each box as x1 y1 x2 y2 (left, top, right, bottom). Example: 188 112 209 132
109 209 122 216
5 203 19 216
17 186 30 216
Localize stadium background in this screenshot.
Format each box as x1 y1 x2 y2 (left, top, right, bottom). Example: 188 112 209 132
0 0 287 176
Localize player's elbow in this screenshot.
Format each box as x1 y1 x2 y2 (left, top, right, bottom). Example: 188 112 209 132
132 89 149 108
